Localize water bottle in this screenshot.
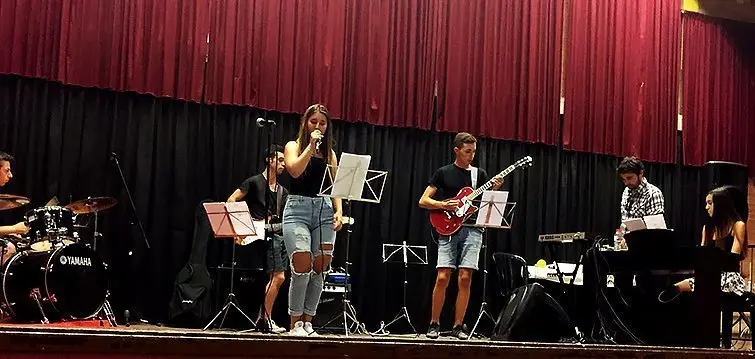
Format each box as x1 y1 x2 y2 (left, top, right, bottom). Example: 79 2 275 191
614 229 622 251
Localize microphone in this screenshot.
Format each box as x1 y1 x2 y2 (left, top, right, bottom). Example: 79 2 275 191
256 117 276 127
124 309 130 327
109 152 119 162
315 139 322 152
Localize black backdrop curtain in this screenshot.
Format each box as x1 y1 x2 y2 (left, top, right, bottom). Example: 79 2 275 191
0 74 706 332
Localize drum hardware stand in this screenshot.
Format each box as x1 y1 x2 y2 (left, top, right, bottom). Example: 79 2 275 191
96 291 117 327
92 207 101 251
29 288 49 324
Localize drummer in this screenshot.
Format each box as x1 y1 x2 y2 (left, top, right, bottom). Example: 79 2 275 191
0 152 30 265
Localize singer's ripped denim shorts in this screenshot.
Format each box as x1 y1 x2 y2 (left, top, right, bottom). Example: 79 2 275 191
436 227 482 270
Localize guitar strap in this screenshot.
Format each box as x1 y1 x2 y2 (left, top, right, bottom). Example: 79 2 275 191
469 166 478 188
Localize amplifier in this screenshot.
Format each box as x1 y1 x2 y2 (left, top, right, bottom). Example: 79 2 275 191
323 271 350 293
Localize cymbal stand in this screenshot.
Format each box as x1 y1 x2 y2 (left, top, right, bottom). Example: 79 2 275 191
92 208 101 251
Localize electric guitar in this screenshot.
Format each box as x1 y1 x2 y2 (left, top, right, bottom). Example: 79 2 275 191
429 156 533 236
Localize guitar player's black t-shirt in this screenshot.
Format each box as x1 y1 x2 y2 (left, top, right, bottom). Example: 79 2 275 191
429 164 489 223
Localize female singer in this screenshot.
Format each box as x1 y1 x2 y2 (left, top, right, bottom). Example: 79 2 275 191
282 104 343 335
659 186 748 302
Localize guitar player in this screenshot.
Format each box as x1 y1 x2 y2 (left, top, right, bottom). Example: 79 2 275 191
418 132 502 339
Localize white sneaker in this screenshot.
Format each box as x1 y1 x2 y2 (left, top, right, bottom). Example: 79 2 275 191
303 322 319 336
289 321 308 336
269 319 286 334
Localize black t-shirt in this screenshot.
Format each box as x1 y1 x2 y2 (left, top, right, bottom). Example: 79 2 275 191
429 164 489 201
238 174 288 222
429 164 489 223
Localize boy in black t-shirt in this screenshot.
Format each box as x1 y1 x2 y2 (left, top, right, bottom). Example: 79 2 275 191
227 146 289 333
418 133 502 340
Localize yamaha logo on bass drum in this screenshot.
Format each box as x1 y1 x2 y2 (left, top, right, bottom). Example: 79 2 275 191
59 255 93 267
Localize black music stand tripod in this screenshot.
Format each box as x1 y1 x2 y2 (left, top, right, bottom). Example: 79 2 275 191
466 192 516 340
202 202 259 331
371 241 427 336
316 153 388 336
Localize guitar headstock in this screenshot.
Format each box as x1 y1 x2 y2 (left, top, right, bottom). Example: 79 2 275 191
513 156 533 169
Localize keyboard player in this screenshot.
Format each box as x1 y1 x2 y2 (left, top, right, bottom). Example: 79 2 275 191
617 157 664 222
658 186 748 303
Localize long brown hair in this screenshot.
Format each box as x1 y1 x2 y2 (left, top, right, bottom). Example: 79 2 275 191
705 186 747 259
296 104 334 164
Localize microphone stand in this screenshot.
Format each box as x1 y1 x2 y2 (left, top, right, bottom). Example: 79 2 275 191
111 153 151 250
110 152 152 324
257 116 276 332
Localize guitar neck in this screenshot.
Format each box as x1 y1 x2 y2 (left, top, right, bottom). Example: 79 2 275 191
468 167 514 200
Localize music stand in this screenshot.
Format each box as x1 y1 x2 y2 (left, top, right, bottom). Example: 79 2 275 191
464 191 516 340
371 242 427 336
317 152 388 336
202 202 259 331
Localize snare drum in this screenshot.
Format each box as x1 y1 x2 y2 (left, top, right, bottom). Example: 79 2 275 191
2 243 107 322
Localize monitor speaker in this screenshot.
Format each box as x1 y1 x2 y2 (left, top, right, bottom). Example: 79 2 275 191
493 283 576 343
703 161 747 193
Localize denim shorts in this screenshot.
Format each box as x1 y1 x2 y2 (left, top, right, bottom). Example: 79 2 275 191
266 234 288 273
282 195 336 268
436 227 482 270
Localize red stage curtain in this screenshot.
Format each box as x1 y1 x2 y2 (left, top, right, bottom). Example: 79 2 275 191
563 0 680 163
204 0 438 129
0 0 211 101
435 0 563 144
681 13 755 168
204 0 348 119
339 0 441 129
0 0 64 80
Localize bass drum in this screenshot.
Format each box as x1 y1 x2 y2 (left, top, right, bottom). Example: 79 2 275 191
2 243 107 322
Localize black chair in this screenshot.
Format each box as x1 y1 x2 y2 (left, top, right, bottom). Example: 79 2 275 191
721 291 754 349
492 253 529 299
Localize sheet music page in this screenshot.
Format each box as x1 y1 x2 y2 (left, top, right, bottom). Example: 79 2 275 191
203 202 233 237
225 202 257 236
622 218 647 232
476 191 508 226
332 153 371 199
643 214 667 229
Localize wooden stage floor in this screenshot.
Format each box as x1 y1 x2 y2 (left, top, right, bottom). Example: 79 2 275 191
0 322 750 359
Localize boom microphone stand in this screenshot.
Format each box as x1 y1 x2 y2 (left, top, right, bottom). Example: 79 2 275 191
110 152 152 324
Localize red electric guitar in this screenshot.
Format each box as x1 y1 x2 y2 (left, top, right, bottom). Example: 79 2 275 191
429 156 533 236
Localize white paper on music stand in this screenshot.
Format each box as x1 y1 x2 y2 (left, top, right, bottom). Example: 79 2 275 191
476 191 508 226
643 214 667 229
332 153 371 199
622 218 646 232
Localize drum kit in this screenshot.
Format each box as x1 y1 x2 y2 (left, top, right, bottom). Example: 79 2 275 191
0 194 118 325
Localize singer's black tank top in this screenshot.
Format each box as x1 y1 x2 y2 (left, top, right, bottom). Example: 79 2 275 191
289 156 328 197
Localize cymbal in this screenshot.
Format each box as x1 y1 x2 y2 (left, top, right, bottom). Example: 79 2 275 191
66 196 118 214
0 194 30 211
